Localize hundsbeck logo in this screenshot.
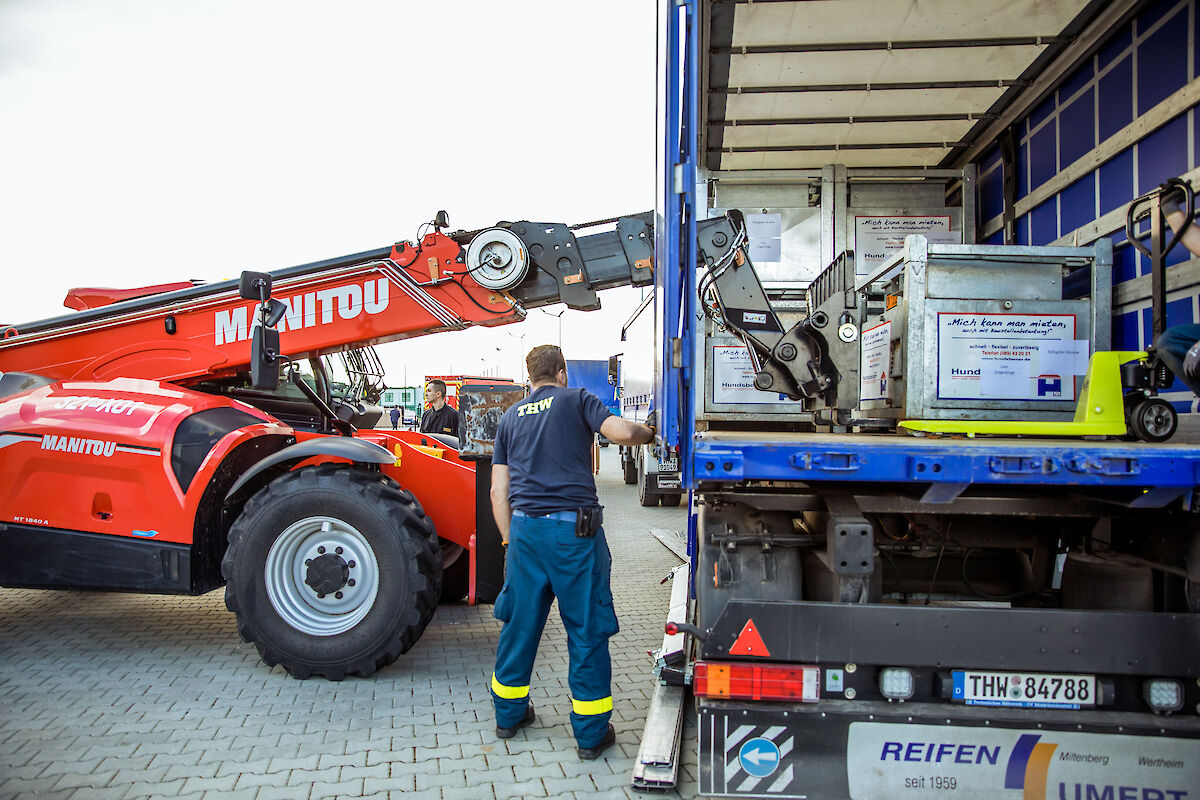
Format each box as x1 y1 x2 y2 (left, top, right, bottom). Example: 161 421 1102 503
214 278 390 346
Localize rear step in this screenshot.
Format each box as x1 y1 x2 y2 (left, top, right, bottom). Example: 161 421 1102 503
632 563 690 792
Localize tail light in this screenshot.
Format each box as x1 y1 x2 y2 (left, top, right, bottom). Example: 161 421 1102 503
694 661 820 702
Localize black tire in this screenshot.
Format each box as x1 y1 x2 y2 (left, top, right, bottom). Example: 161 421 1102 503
1128 398 1178 442
637 453 658 507
223 464 441 680
659 492 682 508
439 540 469 603
622 449 637 485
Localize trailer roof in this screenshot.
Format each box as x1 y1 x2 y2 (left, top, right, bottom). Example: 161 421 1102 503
703 0 1127 172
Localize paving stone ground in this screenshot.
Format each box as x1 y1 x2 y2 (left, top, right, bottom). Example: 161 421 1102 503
0 447 698 800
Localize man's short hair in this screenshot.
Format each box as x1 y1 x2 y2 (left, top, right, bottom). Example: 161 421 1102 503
526 345 566 383
428 379 448 399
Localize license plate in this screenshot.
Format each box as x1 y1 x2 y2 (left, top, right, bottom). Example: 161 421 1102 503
659 458 678 472
951 670 1096 709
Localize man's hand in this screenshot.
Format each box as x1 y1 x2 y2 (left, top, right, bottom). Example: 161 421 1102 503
1184 340 1200 380
599 415 656 446
1160 180 1188 216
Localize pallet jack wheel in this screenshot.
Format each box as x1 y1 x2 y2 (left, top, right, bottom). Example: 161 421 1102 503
1128 397 1178 442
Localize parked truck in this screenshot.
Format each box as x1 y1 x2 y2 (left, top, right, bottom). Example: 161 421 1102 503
612 294 685 506
565 358 619 451
633 1 1200 796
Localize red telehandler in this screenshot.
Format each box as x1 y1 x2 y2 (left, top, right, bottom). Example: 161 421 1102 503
0 211 657 679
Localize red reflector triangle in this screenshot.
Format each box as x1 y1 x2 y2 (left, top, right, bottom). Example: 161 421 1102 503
730 618 770 657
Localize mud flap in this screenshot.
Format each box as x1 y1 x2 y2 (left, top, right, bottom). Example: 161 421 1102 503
698 701 1200 799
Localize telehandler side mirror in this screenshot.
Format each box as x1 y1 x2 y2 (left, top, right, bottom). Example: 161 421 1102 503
239 271 272 301
239 270 283 391
250 326 281 391
608 354 620 386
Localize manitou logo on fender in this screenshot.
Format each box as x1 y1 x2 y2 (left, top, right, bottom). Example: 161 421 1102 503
214 278 390 346
41 435 117 457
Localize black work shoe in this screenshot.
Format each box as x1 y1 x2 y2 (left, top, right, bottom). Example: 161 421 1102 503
496 705 535 739
577 724 616 760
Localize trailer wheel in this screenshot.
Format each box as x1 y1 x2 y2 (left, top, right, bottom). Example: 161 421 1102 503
1128 398 1177 442
621 448 637 485
223 464 441 680
637 452 658 507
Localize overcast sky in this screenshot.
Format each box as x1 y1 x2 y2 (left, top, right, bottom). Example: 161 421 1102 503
0 0 657 386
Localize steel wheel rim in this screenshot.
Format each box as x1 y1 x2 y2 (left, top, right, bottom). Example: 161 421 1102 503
1140 402 1174 438
265 515 380 637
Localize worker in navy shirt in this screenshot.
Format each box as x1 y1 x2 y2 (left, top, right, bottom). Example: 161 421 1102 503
420 380 460 437
488 344 654 760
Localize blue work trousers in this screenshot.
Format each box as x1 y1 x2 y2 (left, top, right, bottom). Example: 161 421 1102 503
1156 323 1200 396
490 513 619 748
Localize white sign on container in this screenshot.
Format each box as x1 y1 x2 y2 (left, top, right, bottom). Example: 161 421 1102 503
746 213 783 263
859 321 892 402
854 215 957 276
937 313 1081 401
713 344 776 404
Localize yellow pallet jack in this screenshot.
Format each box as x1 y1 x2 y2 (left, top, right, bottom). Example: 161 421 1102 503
903 179 1197 443
900 350 1179 442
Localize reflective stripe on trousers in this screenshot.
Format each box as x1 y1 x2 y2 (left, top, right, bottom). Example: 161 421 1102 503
491 674 529 700
490 513 619 748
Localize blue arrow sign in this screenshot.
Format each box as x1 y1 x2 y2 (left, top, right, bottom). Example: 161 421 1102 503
738 737 781 778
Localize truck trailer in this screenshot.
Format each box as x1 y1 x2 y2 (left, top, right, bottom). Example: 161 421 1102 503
634 0 1200 797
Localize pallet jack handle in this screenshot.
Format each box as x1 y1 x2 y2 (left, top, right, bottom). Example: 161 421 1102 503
1126 177 1195 342
1126 177 1194 259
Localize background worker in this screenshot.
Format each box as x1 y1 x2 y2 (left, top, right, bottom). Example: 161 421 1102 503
1157 183 1200 395
420 379 460 437
488 344 654 760
389 405 401 430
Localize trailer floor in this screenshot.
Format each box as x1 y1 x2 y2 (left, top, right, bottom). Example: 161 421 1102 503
0 448 696 800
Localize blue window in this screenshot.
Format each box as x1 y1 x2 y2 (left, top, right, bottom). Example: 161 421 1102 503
1099 147 1135 216
1137 8 1189 115
1098 27 1132 70
1030 199 1058 245
1018 141 1030 199
1060 176 1095 236
1114 308 1140 349
1138 114 1189 195
1028 94 1056 130
1058 89 1095 169
1098 57 1134 141
1113 238 1140 284
1029 122 1058 190
979 163 1005 222
1138 0 1187 34
1166 296 1195 329
1059 59 1094 103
